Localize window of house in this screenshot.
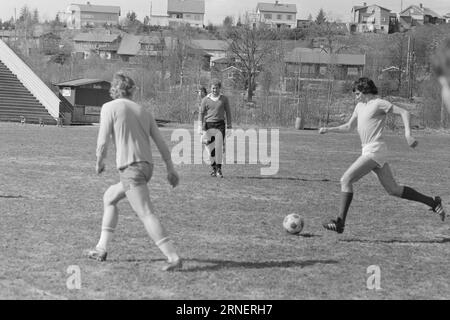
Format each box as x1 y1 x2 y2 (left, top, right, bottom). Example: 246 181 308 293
228 71 234 79
264 14 272 19
301 65 314 74
347 67 359 75
277 14 282 20
287 15 292 20
185 14 191 19
319 66 327 75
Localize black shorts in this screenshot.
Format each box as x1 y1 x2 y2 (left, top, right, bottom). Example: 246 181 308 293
204 121 226 142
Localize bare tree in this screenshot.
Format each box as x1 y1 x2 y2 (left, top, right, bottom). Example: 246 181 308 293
228 15 277 102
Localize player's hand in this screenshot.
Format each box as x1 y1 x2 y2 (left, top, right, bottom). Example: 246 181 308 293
406 135 418 149
167 169 180 188
96 161 105 174
319 127 328 134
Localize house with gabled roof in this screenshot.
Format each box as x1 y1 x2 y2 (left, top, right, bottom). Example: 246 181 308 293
66 2 121 29
117 34 166 62
256 1 297 29
350 3 397 34
167 0 205 28
400 4 445 25
73 32 121 59
444 13 450 24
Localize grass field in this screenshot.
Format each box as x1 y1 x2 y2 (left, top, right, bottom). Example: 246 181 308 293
1 122 450 300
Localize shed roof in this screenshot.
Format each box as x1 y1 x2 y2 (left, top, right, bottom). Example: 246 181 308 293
286 48 366 66
54 78 109 87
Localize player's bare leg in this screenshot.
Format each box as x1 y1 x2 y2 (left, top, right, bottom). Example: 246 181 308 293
374 164 446 221
125 184 182 271
88 183 126 261
323 156 379 234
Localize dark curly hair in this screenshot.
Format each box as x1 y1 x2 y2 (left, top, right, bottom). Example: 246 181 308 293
352 77 378 95
432 39 450 77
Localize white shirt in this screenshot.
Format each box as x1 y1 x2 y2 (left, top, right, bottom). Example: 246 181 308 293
353 98 393 147
96 98 154 169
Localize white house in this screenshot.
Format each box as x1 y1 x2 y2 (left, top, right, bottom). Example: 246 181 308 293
444 13 450 24
256 1 297 29
167 0 205 28
66 2 121 29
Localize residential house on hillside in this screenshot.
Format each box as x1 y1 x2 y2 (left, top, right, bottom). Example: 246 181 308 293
400 4 445 25
73 32 120 59
445 13 450 24
256 1 297 29
66 2 121 29
191 40 229 65
285 47 365 78
297 19 313 29
167 0 205 28
350 3 397 34
117 34 166 62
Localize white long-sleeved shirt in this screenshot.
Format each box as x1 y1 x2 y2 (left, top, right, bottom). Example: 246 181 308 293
96 98 154 170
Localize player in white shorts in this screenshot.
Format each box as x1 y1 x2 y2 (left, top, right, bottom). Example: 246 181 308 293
87 73 182 271
319 77 446 234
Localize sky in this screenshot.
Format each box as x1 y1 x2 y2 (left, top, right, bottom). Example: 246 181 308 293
0 0 449 24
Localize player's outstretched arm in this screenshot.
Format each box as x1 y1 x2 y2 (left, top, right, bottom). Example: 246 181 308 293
319 112 357 134
392 105 418 148
149 113 179 188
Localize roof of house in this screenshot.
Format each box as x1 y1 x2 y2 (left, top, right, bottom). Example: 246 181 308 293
445 13 450 18
256 2 297 13
54 78 109 87
352 4 392 13
117 34 162 56
191 40 229 51
222 66 242 73
73 33 119 43
167 0 205 14
70 3 121 14
286 48 366 66
400 5 443 18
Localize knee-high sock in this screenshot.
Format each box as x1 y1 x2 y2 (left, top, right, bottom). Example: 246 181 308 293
401 186 436 208
156 238 179 263
339 192 354 223
96 228 115 251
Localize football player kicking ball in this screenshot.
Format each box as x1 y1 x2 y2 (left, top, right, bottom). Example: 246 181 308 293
319 77 446 234
87 73 182 271
433 39 450 113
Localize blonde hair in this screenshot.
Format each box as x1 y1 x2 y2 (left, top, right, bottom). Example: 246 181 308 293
109 72 136 99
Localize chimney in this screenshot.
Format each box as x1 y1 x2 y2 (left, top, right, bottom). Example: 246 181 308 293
363 2 367 6
420 3 423 9
275 1 279 5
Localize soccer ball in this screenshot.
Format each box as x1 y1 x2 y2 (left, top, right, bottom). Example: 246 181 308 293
283 214 304 235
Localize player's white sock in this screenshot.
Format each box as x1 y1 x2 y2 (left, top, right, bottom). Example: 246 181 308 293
156 238 179 262
96 227 115 252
